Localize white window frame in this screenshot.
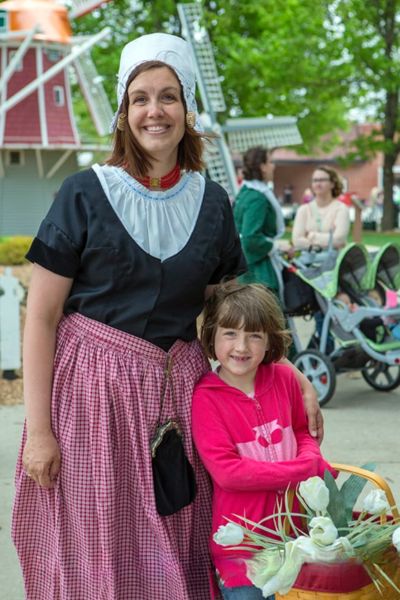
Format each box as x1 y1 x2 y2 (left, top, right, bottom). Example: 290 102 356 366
53 85 65 107
46 49 61 63
6 150 25 166
0 11 8 33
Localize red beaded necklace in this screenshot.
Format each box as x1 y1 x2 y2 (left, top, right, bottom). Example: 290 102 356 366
136 163 181 190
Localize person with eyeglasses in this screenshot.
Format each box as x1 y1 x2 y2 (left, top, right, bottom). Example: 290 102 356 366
292 165 350 354
292 165 350 250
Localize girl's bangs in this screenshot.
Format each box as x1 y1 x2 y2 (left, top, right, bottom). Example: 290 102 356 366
218 299 267 332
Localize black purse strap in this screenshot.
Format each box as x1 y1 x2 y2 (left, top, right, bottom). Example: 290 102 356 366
157 355 175 426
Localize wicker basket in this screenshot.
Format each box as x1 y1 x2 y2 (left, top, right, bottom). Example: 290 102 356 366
277 586 398 600
276 559 400 599
276 464 400 600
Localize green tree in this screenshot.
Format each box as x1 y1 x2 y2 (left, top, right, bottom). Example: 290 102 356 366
73 0 350 148
73 0 400 229
203 0 351 150
334 0 400 229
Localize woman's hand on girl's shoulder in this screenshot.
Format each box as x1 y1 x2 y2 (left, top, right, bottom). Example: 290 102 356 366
279 357 324 444
302 388 324 445
22 430 61 488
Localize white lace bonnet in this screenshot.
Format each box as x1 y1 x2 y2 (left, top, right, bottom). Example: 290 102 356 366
111 32 201 132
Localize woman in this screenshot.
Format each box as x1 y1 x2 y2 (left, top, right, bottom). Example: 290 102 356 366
292 165 350 250
292 166 351 354
233 146 285 293
12 34 322 600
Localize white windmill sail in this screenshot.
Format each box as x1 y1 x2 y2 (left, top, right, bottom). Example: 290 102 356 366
72 47 114 136
0 28 110 117
177 2 225 115
178 2 238 199
178 3 302 199
0 25 39 92
204 137 238 198
225 117 303 153
69 0 111 20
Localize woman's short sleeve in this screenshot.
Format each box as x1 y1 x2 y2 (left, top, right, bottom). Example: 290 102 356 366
208 193 247 284
26 174 87 278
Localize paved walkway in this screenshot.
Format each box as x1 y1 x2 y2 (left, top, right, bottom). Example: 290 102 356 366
0 404 24 600
1 373 399 599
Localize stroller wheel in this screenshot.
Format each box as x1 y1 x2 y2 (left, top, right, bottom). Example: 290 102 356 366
294 350 336 407
361 360 400 391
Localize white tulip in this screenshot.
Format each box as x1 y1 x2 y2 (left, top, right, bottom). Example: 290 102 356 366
246 548 282 589
362 489 389 515
261 540 304 596
290 536 319 562
213 522 244 546
295 534 354 563
299 476 330 513
252 535 356 597
309 516 338 546
392 527 400 552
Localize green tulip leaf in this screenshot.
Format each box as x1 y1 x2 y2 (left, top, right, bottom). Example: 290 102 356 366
340 463 377 522
324 470 348 529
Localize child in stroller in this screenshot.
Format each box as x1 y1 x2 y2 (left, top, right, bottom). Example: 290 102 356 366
334 291 387 344
278 243 400 406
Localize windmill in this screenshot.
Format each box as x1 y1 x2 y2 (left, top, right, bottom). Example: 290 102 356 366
177 3 302 200
0 0 114 235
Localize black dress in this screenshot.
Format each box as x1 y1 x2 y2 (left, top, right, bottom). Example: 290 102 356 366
27 168 245 349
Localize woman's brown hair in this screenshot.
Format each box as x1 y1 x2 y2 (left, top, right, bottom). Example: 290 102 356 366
201 282 291 364
314 165 344 198
107 61 213 177
242 146 268 181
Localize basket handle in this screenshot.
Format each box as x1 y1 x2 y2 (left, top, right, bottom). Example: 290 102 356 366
332 463 400 523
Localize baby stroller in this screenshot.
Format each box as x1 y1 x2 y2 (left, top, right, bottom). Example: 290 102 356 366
276 243 400 406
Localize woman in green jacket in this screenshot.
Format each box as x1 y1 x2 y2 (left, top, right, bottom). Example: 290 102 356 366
233 146 285 292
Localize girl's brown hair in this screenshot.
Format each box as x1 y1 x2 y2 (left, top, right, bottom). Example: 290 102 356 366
314 164 344 198
242 146 268 181
201 282 291 364
107 61 213 178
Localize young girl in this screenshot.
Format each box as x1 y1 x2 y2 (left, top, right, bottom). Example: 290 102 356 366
192 282 334 600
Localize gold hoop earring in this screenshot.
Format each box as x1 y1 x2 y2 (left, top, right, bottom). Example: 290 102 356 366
117 113 127 131
186 112 196 128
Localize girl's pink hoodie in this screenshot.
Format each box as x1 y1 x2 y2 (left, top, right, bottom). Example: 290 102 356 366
192 362 334 589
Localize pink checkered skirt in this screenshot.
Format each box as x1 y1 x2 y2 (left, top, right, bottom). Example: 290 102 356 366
12 313 213 600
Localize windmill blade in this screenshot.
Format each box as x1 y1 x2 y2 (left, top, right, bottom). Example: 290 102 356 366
178 3 303 200
72 48 113 137
224 117 302 153
0 28 110 116
178 3 237 197
204 137 238 200
0 25 39 92
69 0 111 20
178 3 226 116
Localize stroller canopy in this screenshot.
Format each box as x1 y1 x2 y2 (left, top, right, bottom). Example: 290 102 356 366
337 243 371 298
367 242 400 292
297 243 370 299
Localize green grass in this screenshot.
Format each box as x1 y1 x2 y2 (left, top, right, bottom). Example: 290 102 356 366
356 230 400 246
283 228 399 247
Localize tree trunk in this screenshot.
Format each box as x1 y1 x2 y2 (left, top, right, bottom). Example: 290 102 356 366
381 1 398 230
382 151 396 230
381 86 398 231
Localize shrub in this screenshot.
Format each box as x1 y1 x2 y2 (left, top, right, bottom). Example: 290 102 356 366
0 236 32 265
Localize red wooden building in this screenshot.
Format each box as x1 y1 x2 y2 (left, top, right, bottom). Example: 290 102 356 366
0 0 112 235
